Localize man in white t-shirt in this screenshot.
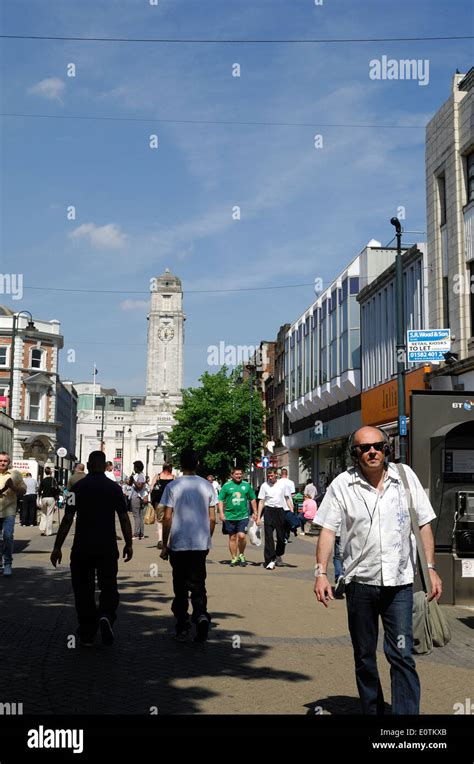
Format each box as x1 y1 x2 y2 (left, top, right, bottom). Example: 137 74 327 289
105 461 116 481
277 468 296 542
277 468 296 498
160 448 216 643
256 469 293 569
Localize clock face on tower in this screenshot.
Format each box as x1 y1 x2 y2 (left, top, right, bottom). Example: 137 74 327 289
158 324 175 343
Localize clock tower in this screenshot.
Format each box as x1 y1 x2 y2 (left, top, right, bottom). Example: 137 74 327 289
145 268 184 411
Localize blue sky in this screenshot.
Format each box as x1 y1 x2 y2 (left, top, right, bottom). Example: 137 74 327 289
0 0 472 392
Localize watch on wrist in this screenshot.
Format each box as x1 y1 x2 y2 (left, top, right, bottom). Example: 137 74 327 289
427 563 436 570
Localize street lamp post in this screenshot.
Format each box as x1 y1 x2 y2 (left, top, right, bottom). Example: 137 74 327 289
390 217 407 464
8 311 38 418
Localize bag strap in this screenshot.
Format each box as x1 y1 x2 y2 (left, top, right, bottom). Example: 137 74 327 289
396 463 432 595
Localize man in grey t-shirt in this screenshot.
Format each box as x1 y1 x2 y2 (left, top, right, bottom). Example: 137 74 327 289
160 448 216 643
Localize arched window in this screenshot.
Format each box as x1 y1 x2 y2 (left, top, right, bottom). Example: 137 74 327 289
30 348 44 369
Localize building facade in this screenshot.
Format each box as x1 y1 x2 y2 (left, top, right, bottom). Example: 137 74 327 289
283 240 402 487
265 324 290 470
0 306 73 466
358 244 429 450
425 67 474 390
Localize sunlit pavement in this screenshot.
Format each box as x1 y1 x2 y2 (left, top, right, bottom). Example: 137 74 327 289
0 518 472 715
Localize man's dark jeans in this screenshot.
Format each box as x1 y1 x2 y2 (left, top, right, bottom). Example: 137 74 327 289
20 494 38 526
70 552 119 641
169 550 208 628
346 581 420 715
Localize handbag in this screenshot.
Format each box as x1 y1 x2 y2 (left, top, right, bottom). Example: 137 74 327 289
285 511 301 529
144 504 156 525
396 464 452 655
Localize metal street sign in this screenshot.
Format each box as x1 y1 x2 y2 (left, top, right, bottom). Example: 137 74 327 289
399 415 407 436
407 329 450 362
56 447 67 458
261 456 270 468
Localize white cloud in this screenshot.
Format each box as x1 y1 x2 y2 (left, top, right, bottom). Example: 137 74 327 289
27 78 65 102
69 223 128 250
120 299 149 311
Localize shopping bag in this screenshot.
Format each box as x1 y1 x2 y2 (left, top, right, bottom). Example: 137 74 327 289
144 504 156 525
248 519 262 547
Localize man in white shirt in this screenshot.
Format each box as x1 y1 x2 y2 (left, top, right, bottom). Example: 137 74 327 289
160 448 216 643
105 461 116 481
277 468 295 497
257 469 293 569
313 426 442 715
21 472 38 526
277 468 296 542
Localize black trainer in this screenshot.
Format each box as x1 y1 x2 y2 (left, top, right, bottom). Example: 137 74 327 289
99 617 114 646
174 625 191 642
194 615 209 643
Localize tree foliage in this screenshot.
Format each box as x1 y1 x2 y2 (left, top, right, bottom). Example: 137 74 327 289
168 366 265 482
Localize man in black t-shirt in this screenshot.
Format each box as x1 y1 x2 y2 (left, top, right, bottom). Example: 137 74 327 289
51 451 133 647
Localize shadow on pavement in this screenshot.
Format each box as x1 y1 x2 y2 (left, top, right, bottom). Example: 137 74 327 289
0 562 310 715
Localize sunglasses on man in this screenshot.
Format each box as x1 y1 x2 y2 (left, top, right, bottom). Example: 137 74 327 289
355 442 386 454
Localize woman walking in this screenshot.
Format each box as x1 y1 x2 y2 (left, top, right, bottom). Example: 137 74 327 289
129 461 148 540
149 463 174 549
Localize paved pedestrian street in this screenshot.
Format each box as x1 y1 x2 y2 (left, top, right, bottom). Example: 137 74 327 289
1 519 473 716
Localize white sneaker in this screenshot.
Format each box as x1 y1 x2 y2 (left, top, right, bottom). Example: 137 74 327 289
299 531 305 535
265 561 275 570
3 564 12 576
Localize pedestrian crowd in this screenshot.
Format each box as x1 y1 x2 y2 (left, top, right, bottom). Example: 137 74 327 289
0 425 443 715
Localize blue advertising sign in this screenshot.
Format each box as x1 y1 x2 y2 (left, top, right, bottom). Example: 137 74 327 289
407 329 450 363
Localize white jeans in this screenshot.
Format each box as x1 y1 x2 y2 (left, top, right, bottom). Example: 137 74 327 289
39 497 56 536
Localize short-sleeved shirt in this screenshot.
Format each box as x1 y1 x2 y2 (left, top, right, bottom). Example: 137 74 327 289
24 477 38 495
161 475 215 551
218 480 256 520
313 463 436 586
66 473 128 557
258 481 291 508
130 472 147 499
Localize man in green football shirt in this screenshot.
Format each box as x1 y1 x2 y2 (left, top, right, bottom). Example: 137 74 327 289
218 468 257 567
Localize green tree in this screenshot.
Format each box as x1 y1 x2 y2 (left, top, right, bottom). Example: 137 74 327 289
168 366 265 482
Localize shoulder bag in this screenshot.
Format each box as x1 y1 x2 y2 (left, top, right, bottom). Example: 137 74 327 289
396 464 452 655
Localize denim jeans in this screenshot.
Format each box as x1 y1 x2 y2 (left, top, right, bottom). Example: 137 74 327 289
333 536 343 580
0 514 15 565
346 582 420 715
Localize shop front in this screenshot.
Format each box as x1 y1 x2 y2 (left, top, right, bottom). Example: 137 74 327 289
411 391 474 605
361 367 428 455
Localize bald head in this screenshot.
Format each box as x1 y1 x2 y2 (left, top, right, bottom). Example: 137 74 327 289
352 426 386 446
